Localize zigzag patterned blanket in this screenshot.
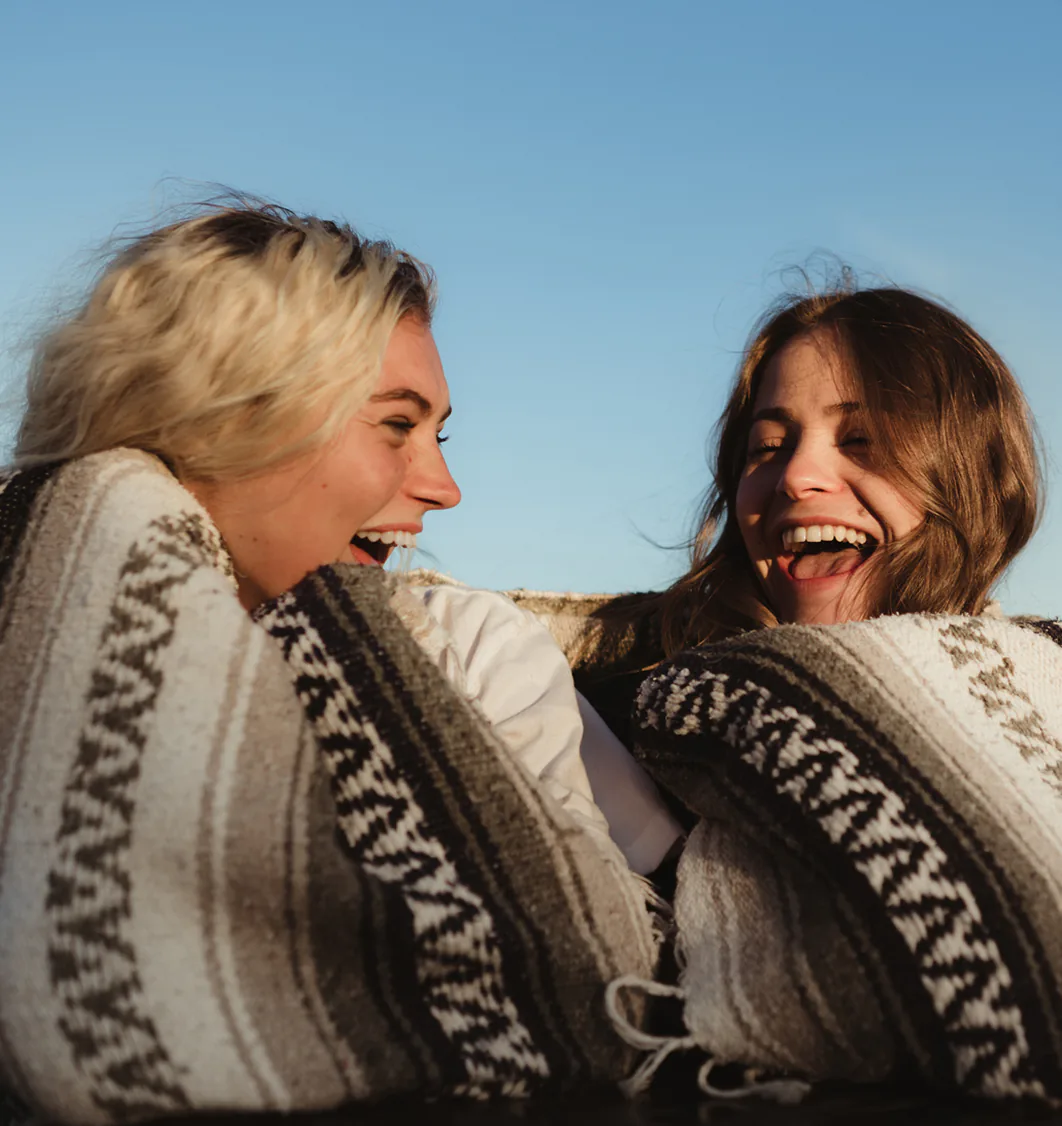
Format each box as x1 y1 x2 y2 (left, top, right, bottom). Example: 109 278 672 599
0 450 656 1124
632 615 1062 1105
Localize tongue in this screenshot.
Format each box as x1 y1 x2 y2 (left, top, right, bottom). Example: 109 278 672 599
790 547 863 580
349 540 384 566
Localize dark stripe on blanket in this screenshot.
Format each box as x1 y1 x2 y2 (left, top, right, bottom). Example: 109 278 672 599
263 573 550 1092
735 638 1062 1092
0 464 61 634
637 636 1062 1097
280 734 362 1099
362 870 461 1087
1016 618 1062 651
0 465 60 592
732 641 1062 1093
306 567 592 1088
637 693 952 1085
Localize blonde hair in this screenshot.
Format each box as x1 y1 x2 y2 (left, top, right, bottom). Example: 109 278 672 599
661 282 1041 654
15 200 435 480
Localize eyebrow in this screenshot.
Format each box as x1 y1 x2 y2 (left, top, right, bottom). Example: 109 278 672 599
370 388 453 422
750 401 862 424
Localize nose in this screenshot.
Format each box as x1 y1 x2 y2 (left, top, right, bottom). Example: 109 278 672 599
409 439 462 511
777 437 844 499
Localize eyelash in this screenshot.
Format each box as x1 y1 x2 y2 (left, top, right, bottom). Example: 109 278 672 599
386 419 451 445
748 434 870 456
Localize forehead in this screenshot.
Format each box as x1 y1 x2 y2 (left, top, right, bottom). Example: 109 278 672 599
755 332 856 415
376 318 449 405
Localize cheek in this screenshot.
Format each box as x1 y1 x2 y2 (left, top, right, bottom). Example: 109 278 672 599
865 476 925 539
734 472 766 555
357 448 408 513
894 492 925 538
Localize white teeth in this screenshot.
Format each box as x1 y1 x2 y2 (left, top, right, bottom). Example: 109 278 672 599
355 529 418 550
781 524 871 552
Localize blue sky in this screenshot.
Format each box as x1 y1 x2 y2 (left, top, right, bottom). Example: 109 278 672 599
2 1 1060 610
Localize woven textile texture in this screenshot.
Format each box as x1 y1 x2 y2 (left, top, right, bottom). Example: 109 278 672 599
631 616 1062 1105
0 450 655 1125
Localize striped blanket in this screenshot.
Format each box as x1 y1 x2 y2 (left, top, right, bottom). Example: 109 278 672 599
631 615 1062 1105
507 585 1062 1105
0 450 656 1124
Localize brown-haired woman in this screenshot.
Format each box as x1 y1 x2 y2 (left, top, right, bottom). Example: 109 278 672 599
588 283 1059 1107
575 281 1041 764
659 283 1041 653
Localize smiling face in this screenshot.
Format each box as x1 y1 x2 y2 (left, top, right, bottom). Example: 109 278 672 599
188 316 460 610
346 317 461 566
735 330 923 625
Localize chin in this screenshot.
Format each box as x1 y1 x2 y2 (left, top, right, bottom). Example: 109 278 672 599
770 583 870 626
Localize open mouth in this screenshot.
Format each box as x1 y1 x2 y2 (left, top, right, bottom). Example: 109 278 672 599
349 529 417 566
781 524 877 580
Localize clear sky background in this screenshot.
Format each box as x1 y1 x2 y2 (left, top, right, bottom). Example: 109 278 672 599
2 1 1059 610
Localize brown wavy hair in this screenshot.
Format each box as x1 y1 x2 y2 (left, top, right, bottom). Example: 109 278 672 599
660 282 1042 655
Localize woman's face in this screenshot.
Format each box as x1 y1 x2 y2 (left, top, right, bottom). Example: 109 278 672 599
734 330 922 625
190 316 460 610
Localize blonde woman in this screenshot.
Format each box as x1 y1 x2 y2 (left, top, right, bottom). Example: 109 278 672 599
15 205 458 605
0 201 664 1118
9 200 654 852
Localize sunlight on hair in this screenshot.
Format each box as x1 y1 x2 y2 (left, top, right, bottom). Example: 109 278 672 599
13 195 435 483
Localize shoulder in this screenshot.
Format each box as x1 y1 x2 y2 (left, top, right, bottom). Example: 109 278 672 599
404 577 543 640
401 577 572 696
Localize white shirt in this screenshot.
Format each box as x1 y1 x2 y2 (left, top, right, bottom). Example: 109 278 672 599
407 583 682 874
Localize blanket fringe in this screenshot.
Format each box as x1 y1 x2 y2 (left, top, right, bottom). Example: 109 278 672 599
631 872 675 945
605 975 696 1097
605 975 811 1106
697 1061 810 1105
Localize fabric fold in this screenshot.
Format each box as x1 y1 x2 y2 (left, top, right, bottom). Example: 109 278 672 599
0 451 656 1124
631 614 1062 1105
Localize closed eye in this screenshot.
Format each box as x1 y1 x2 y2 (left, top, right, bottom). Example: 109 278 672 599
748 438 790 458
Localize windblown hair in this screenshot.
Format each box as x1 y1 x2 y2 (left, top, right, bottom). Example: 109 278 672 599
14 199 435 480
660 282 1041 655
